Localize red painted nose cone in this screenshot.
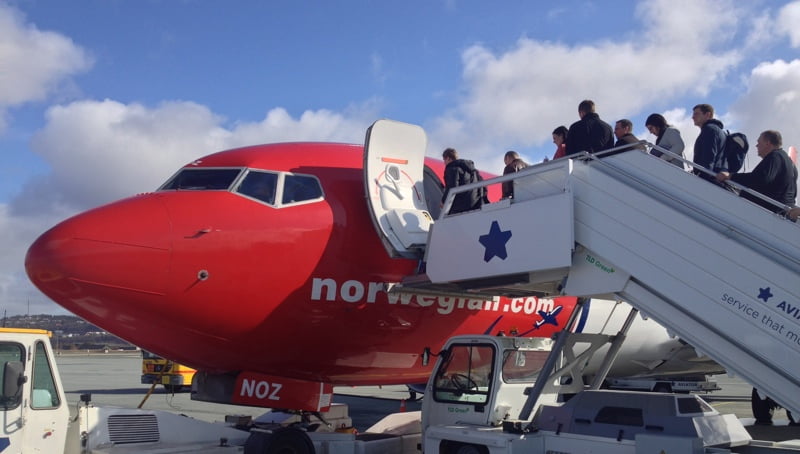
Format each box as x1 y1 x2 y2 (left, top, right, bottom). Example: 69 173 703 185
25 195 171 317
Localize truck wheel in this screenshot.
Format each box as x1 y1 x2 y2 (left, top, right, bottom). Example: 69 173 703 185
163 384 183 393
653 383 672 393
245 428 314 454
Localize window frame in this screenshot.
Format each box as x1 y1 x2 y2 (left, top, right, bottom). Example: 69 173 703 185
30 340 60 410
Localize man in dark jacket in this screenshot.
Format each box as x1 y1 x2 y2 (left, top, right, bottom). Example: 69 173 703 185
613 119 646 151
565 100 614 156
442 148 484 214
501 150 528 199
692 103 727 181
716 130 798 213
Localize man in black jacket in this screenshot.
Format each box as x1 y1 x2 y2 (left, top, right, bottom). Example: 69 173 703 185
565 99 614 156
716 130 797 213
692 103 727 181
441 148 484 214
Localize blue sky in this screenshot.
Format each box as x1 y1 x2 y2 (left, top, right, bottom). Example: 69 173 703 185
2 0 800 315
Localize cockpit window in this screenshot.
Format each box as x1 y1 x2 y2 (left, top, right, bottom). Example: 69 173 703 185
282 174 323 204
236 171 278 205
160 168 243 190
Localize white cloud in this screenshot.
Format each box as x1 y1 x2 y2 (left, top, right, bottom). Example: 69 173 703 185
730 59 800 169
778 1 800 48
428 0 744 172
0 4 92 131
0 98 377 314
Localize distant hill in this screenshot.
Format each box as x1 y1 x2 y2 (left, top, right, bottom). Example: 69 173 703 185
2 314 136 351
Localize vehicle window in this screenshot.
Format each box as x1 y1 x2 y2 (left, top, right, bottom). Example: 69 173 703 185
502 350 550 383
0 343 24 410
236 171 278 205
594 406 643 426
677 396 714 414
31 341 60 409
433 344 493 405
282 174 323 205
160 168 243 190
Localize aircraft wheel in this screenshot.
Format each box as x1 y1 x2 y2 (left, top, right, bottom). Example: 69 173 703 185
244 428 314 454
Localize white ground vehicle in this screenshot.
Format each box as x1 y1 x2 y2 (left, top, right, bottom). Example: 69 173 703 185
605 376 720 394
0 327 424 453
4 322 798 454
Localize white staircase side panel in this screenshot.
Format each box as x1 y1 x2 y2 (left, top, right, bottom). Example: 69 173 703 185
425 191 574 283
423 149 800 416
562 153 800 415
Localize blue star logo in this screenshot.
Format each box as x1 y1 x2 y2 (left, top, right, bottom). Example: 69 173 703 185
758 287 773 302
478 221 512 262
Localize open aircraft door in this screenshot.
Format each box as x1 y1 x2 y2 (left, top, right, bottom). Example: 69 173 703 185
364 119 432 259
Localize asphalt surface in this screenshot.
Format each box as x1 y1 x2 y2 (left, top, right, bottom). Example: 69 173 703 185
55 352 799 443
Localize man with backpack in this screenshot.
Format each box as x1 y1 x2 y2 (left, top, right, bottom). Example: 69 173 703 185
441 148 486 214
716 130 797 214
692 103 729 182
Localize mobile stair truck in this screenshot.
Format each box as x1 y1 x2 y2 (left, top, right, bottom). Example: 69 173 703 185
362 119 800 453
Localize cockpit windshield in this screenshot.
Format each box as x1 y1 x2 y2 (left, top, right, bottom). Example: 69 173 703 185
160 168 243 190
158 167 324 208
236 171 278 205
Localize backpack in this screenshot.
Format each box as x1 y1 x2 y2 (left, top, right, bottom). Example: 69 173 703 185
471 168 490 204
725 131 749 173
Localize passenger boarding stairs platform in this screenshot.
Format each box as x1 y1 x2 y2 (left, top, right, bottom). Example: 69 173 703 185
421 148 800 416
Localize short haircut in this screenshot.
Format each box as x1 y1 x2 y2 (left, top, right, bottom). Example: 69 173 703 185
504 150 519 161
760 130 782 148
552 125 568 138
442 148 458 160
693 103 714 116
578 100 596 114
616 119 633 130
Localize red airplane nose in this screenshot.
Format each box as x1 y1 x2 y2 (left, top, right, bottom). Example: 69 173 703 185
25 195 171 318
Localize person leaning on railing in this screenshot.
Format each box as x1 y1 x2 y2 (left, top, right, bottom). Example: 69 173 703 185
715 130 797 215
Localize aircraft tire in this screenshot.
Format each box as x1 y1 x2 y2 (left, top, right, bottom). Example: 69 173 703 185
244 427 315 454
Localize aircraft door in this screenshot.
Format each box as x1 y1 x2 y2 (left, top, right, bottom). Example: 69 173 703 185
364 119 432 259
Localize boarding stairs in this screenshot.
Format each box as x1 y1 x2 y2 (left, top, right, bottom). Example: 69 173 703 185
419 147 800 415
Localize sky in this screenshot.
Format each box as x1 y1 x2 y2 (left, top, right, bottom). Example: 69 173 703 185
1 0 800 315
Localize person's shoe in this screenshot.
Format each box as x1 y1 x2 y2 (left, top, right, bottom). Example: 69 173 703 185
754 419 773 426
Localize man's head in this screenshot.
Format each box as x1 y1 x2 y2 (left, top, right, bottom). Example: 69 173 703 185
692 104 714 127
442 147 458 164
614 119 633 140
578 100 595 119
504 150 520 165
756 130 782 158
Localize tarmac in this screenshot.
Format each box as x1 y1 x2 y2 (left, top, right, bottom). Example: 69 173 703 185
55 352 800 443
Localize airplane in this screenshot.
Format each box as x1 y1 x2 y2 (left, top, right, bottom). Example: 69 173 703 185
25 119 723 412
527 306 562 333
